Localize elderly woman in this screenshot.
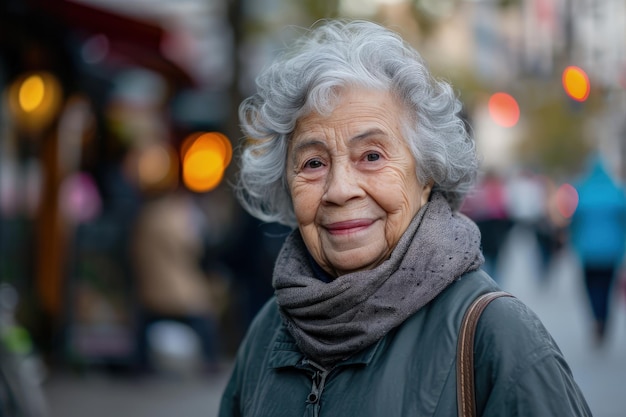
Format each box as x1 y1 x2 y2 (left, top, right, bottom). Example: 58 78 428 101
219 20 590 417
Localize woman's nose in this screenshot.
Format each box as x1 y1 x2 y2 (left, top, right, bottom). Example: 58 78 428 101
322 161 364 205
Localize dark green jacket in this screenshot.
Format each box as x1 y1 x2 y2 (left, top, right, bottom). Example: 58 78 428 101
218 270 591 416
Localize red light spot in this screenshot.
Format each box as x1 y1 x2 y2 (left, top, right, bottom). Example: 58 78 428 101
488 92 520 128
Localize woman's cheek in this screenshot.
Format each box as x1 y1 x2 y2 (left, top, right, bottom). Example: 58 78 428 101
290 183 318 223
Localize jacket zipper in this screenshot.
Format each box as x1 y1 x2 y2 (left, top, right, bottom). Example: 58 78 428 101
303 359 330 417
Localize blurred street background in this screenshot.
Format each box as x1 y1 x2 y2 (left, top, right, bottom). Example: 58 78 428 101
0 0 625 416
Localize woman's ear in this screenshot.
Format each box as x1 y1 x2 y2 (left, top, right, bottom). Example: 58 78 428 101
421 180 434 206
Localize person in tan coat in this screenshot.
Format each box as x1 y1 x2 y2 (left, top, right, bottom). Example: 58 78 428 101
132 188 228 373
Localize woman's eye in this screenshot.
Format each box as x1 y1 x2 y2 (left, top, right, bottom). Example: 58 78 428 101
304 159 324 169
366 153 381 162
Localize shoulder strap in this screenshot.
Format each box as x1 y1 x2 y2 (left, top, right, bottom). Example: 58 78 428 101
457 291 514 417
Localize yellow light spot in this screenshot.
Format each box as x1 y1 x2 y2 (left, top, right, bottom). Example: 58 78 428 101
183 149 224 192
181 131 232 192
19 75 45 112
562 66 590 102
8 71 62 134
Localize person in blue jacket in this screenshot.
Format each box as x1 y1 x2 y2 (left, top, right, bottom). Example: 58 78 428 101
219 19 591 416
569 154 626 345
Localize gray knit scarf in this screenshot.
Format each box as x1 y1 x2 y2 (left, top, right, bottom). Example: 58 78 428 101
273 192 484 366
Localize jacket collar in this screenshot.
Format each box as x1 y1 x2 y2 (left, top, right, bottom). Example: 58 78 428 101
267 322 384 370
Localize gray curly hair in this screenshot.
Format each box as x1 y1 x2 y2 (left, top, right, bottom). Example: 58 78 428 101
235 19 478 228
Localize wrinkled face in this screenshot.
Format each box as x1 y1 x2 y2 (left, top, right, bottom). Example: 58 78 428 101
287 87 432 277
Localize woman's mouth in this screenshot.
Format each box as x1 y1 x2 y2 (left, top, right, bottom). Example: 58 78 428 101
325 219 374 235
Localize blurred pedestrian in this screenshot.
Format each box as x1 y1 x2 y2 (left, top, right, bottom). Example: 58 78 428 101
506 169 559 280
461 169 513 279
218 19 591 416
131 187 229 373
568 155 626 345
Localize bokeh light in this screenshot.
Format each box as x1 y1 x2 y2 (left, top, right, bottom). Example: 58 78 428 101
184 149 224 192
125 143 179 193
59 172 102 224
81 34 110 64
138 144 176 189
487 92 520 128
8 71 62 134
555 183 579 219
562 66 590 102
181 132 232 193
19 75 45 112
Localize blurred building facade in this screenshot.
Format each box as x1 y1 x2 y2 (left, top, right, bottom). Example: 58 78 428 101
422 0 626 180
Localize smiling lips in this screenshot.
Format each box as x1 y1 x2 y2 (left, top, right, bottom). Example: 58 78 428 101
325 219 374 235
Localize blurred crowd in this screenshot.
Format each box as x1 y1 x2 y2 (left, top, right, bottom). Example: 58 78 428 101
462 168 565 281
462 157 626 347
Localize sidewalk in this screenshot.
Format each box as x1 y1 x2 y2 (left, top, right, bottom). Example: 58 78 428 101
43 367 232 417
498 226 626 417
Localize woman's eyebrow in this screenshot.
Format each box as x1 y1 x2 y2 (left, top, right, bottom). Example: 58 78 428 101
291 138 326 154
292 128 388 152
351 128 386 143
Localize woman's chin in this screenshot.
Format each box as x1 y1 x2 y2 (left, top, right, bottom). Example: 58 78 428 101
326 250 387 276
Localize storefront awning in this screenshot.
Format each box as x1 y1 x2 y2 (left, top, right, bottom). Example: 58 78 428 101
25 0 195 88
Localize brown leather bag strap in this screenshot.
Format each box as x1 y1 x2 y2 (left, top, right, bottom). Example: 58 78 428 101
457 291 514 417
